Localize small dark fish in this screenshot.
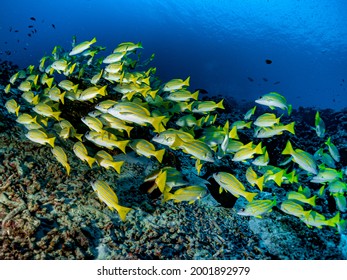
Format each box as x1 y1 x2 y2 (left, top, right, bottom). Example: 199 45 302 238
265 59 272 64
5 50 11 55
14 30 19 32
30 17 36 21
28 25 34 28
17 39 19 43
195 88 208 94
9 27 12 32
247 77 254 82
28 33 32 37
52 24 56 29
34 29 37 33
31 30 35 34
24 47 27 50
4 41 8 44
262 77 268 82
343 79 345 82
273 81 281 85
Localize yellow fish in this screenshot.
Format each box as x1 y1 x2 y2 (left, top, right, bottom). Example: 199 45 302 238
51 146 71 175
25 129 55 147
73 141 95 168
69 37 97 56
91 180 132 221
5 99 20 116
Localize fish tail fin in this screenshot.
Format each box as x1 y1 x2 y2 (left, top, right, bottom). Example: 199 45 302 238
183 76 190 86
245 192 258 202
90 37 97 44
15 105 21 116
116 205 132 222
65 163 71 176
72 84 79 93
116 140 129 154
327 212 340 227
74 133 84 142
155 170 167 193
125 126 133 137
47 77 54 88
149 89 158 99
86 156 95 168
98 85 107 96
288 104 292 116
196 116 205 127
254 142 263 154
195 159 203 175
216 99 225 110
154 149 165 163
315 111 320 126
286 121 295 135
47 137 56 148
256 175 264 191
282 140 294 155
245 121 253 129
68 63 76 75
52 111 61 121
112 161 124 174
229 126 239 139
186 102 193 112
59 91 66 104
142 77 150 86
273 170 284 186
325 137 332 146
32 94 40 105
32 115 39 125
308 195 316 207
192 90 199 100
151 116 166 132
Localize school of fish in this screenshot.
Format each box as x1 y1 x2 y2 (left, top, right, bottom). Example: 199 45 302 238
3 37 346 232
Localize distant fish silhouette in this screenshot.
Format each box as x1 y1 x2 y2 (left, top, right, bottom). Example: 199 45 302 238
31 30 35 34
5 50 11 55
28 25 34 28
14 30 19 32
30 17 36 21
262 78 268 82
52 24 56 29
9 27 12 32
273 81 280 85
247 77 254 82
265 59 272 64
28 33 32 37
24 47 27 50
17 39 19 43
34 29 37 33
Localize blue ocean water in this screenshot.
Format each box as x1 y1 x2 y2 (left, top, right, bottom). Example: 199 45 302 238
1 0 347 109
